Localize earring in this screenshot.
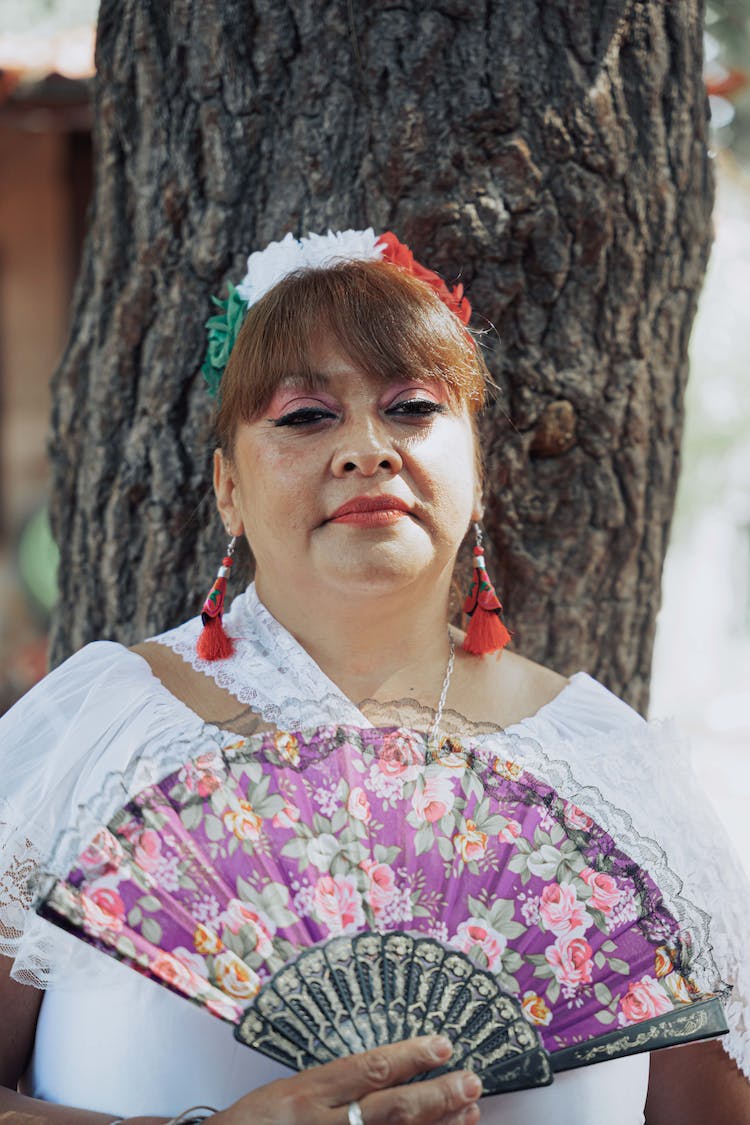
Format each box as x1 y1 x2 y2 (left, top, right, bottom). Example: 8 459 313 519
462 523 511 655
196 531 237 661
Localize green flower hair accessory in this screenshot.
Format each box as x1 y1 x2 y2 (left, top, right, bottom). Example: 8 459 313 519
201 283 249 400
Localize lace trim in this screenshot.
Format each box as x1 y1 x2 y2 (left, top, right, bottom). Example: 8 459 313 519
0 799 95 989
148 587 369 729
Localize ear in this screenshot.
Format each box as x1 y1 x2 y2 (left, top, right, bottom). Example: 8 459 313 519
213 448 245 536
471 484 484 525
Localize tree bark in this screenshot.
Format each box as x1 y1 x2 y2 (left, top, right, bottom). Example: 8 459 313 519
49 0 713 712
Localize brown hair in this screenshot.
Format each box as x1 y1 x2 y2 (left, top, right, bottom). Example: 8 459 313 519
215 259 489 456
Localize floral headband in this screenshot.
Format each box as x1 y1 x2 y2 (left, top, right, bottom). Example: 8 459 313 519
201 228 472 398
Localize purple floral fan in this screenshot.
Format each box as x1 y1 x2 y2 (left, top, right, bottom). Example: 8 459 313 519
36 724 728 1093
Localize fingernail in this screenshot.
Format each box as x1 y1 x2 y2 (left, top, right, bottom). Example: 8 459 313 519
428 1034 453 1060
462 1071 482 1098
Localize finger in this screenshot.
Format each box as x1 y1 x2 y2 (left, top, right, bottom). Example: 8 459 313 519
356 1068 483 1125
307 1036 454 1104
434 1104 481 1125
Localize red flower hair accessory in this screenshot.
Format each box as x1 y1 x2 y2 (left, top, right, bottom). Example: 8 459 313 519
376 231 472 325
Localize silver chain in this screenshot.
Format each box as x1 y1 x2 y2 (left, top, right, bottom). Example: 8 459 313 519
427 634 455 753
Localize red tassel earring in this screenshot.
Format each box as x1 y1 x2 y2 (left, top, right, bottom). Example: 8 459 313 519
463 523 511 656
196 532 237 662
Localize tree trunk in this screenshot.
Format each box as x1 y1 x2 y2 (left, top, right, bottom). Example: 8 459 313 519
49 0 713 712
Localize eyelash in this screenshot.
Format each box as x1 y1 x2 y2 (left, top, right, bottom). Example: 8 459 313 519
272 408 336 427
272 400 446 428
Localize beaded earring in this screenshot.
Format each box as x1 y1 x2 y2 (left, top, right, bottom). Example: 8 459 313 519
196 531 237 661
462 523 511 655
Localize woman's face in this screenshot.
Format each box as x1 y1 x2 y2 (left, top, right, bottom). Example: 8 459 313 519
214 336 482 603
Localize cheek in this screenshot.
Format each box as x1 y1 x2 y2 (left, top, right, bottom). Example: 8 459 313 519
415 424 478 518
239 446 319 534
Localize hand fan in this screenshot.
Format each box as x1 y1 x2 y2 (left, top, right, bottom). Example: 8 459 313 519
36 724 728 1094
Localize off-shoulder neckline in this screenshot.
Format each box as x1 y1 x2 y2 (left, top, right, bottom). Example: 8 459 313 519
111 639 600 741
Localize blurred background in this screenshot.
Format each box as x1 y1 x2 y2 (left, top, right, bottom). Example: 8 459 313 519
0 2 748 862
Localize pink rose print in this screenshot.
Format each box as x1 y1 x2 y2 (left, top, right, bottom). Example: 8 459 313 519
81 887 126 935
151 951 199 995
134 828 162 872
563 802 593 831
377 731 422 780
313 874 366 935
206 994 243 1021
172 946 209 979
454 820 488 862
79 828 124 876
412 776 455 824
539 882 591 937
347 787 372 823
618 976 673 1025
195 752 224 796
178 753 223 798
497 819 522 844
580 867 623 915
272 801 301 829
360 860 397 915
115 817 142 845
545 934 594 988
196 776 221 798
220 899 275 957
453 919 508 973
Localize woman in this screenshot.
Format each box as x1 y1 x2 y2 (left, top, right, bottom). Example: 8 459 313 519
1 231 749 1125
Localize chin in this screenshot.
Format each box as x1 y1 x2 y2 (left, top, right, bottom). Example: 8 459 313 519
316 538 440 597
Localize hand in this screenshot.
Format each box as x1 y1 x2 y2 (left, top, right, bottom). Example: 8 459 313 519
211 1035 482 1125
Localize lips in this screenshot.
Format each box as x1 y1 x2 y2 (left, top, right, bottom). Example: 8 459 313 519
327 495 413 523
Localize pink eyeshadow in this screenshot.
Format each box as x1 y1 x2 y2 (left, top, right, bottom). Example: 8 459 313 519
266 389 339 417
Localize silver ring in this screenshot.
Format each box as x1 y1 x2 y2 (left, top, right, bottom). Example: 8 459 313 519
347 1102 364 1125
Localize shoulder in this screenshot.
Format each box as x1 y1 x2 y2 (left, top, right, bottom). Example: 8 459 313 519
452 644 569 728
1 640 148 729
491 650 570 716
130 638 186 680
130 640 246 724
452 637 645 734
0 641 172 852
0 638 195 768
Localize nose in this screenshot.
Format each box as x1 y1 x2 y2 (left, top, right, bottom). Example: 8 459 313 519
331 419 403 477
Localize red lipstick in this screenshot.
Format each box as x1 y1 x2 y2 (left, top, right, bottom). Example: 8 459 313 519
327 495 412 526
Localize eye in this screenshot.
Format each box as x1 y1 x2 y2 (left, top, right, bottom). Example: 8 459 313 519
272 407 338 427
386 399 447 419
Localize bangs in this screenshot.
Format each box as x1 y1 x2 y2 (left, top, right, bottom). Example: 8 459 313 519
215 259 487 453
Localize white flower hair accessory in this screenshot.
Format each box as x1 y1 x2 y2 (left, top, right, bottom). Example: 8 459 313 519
202 228 472 398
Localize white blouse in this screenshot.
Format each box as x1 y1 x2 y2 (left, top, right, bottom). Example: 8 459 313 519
2 586 747 1123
